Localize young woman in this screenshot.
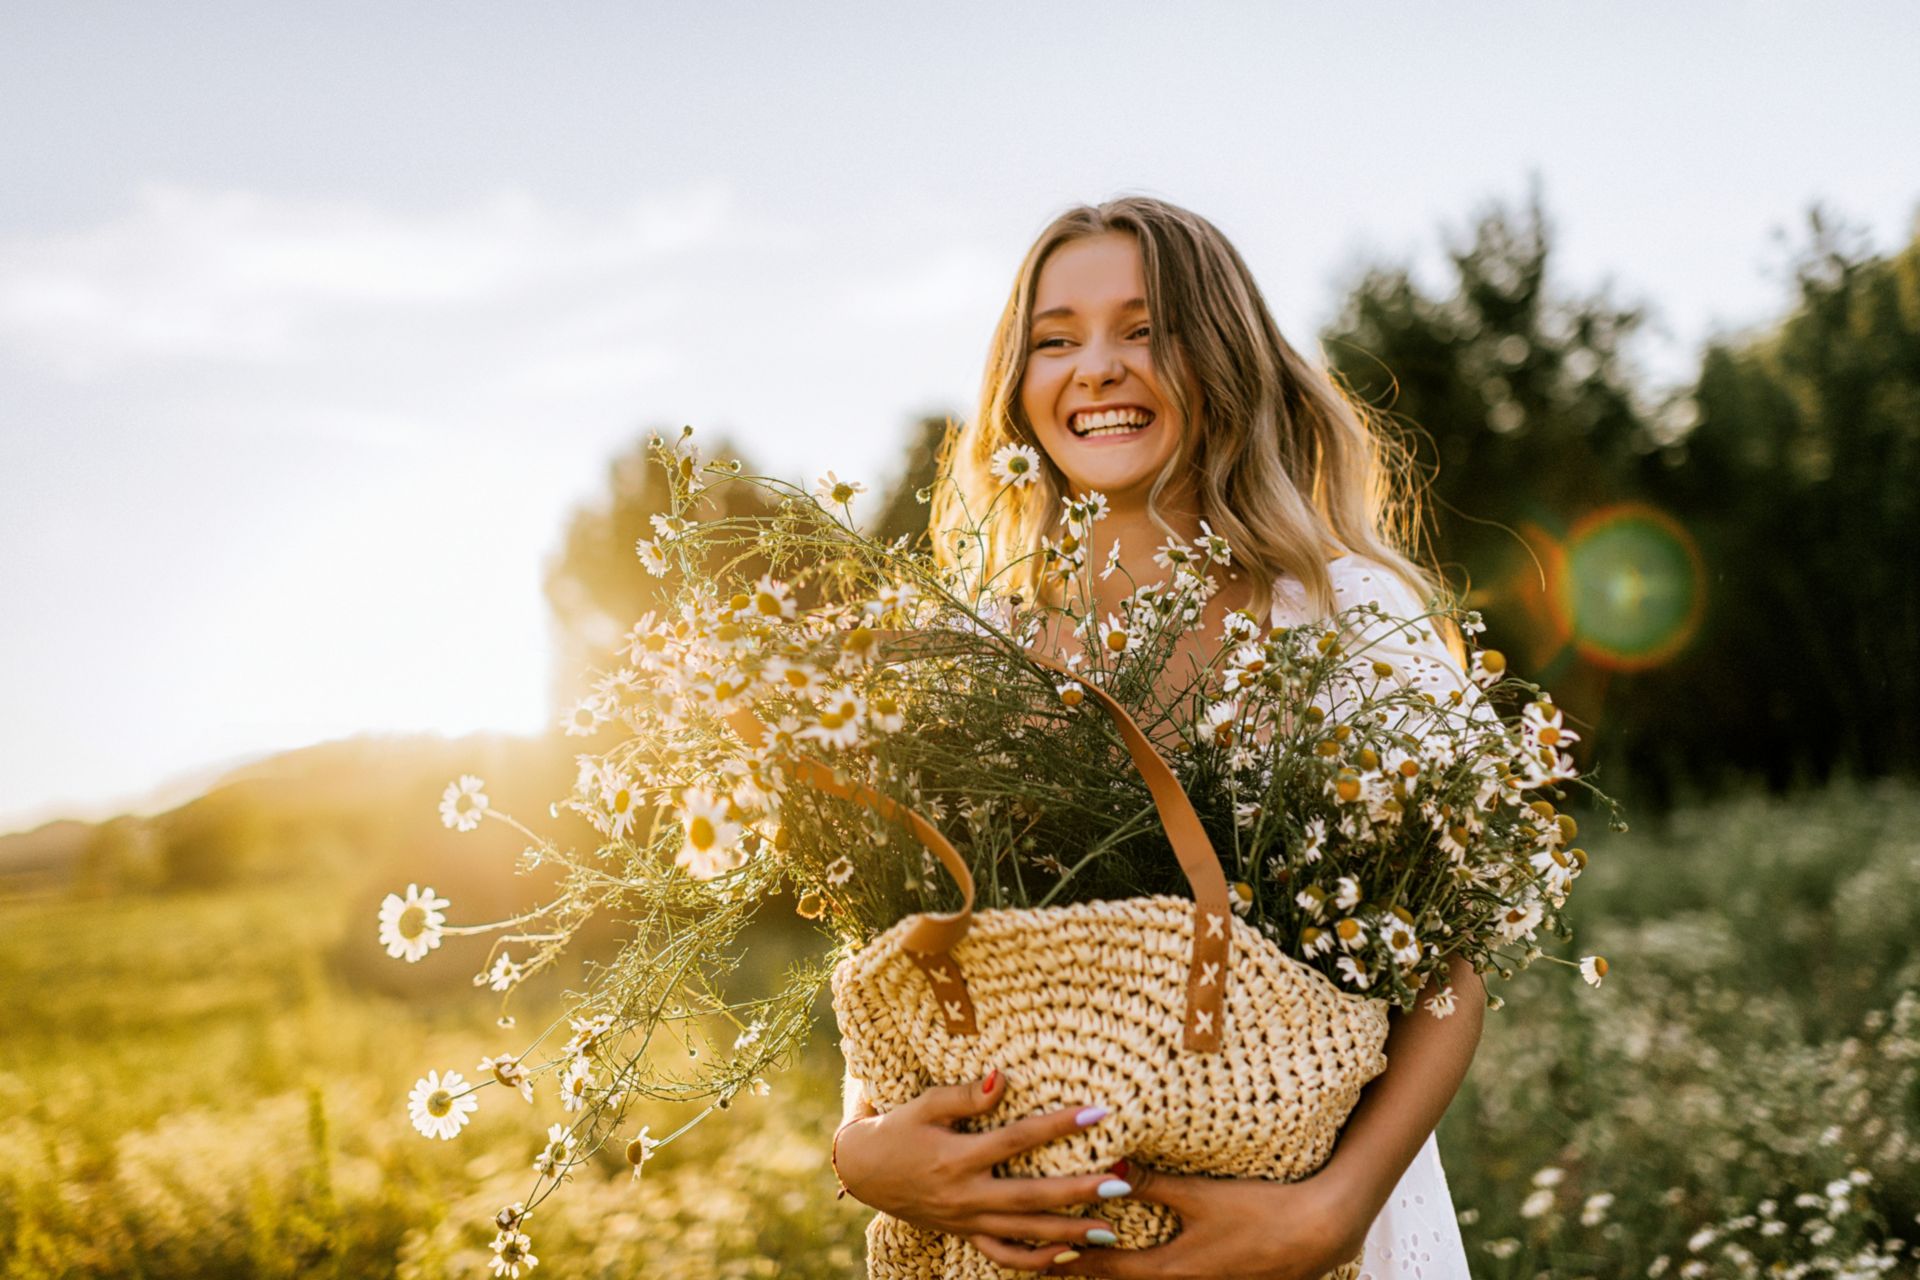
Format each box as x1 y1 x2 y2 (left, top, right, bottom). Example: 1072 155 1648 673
831 197 1481 1279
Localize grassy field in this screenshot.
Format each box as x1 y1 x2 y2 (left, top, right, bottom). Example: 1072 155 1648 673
2 779 1915 1277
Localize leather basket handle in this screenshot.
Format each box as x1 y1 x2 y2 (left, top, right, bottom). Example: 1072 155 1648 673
722 627 1231 1052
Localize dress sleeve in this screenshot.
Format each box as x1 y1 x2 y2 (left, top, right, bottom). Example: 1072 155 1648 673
1324 558 1469 701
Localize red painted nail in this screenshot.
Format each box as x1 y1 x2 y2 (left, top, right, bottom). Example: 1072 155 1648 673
981 1068 1000 1094
1107 1159 1130 1179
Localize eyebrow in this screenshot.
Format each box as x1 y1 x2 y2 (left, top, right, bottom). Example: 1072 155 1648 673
1031 297 1149 322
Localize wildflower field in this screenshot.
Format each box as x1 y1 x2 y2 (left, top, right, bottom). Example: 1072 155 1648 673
2 779 1914 1278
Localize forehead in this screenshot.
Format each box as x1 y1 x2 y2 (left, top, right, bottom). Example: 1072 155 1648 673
1031 232 1146 314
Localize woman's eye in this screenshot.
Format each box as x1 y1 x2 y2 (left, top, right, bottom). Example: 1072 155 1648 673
1129 325 1151 340
1033 336 1069 350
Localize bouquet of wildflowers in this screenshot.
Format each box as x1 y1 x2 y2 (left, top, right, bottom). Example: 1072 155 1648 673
375 426 1621 1275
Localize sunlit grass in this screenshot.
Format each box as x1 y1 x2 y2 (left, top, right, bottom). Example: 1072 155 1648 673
2 779 1915 1276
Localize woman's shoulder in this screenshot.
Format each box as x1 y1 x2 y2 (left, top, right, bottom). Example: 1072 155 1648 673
1267 552 1427 625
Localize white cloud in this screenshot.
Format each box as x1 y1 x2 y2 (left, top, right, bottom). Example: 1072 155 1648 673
0 181 737 376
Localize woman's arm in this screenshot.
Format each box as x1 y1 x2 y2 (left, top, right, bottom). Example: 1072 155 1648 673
1316 954 1486 1223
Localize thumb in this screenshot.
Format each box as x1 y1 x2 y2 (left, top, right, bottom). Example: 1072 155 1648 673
912 1066 1008 1125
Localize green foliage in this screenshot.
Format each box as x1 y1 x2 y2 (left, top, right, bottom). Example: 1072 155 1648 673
5 784 1912 1276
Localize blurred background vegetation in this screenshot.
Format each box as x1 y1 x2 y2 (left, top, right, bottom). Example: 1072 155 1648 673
4 190 1917 1277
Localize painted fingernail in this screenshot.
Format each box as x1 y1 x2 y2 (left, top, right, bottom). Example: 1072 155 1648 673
1086 1228 1118 1246
1074 1105 1111 1127
981 1068 999 1094
1107 1159 1130 1179
1096 1179 1132 1199
1052 1249 1081 1263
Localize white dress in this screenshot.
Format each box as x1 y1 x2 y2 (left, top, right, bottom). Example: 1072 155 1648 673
1268 554 1474 1280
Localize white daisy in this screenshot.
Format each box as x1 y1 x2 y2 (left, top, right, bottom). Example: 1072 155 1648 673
674 786 745 880
560 695 610 737
634 535 670 577
866 689 906 734
649 512 688 542
408 1069 478 1140
1494 898 1545 942
479 1052 534 1104
1300 925 1333 957
760 654 829 700
1099 537 1123 581
597 768 643 840
814 470 867 508
1332 876 1361 911
1097 614 1139 656
747 574 797 621
1580 954 1609 987
1382 912 1422 966
1195 519 1232 565
1298 817 1328 864
1424 983 1458 1019
533 1122 575 1175
439 775 489 832
489 1229 538 1278
485 952 524 992
626 1125 662 1180
1336 955 1373 990
1521 699 1581 751
988 443 1042 488
378 883 452 963
1294 885 1328 919
558 1058 595 1113
1333 916 1369 952
824 856 855 886
801 691 868 750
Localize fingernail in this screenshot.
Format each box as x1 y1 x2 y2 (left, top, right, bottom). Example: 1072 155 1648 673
1106 1159 1130 1179
981 1068 999 1094
1086 1229 1118 1246
1096 1179 1132 1199
1074 1105 1110 1127
1052 1249 1081 1263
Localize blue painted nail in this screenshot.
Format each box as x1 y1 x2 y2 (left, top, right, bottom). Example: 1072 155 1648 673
1074 1105 1111 1127
1097 1179 1132 1199
1086 1228 1119 1245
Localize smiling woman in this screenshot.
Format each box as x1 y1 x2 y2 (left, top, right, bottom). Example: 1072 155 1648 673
834 197 1480 1279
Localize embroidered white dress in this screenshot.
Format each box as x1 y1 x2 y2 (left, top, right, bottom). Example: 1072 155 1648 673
1269 554 1474 1280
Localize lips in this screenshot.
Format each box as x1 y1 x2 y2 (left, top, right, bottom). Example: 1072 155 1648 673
1068 405 1157 438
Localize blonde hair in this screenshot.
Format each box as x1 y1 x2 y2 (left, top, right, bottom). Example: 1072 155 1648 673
928 195 1464 665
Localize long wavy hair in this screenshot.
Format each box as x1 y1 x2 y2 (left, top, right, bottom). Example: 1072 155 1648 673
927 194 1464 667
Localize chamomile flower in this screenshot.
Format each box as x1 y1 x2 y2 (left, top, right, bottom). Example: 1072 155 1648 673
1298 817 1328 864
558 1058 595 1113
802 690 868 749
626 1125 662 1179
1300 925 1334 957
1580 954 1609 987
597 769 643 840
408 1069 478 1140
824 856 855 886
634 536 670 577
479 1053 534 1104
1521 699 1580 750
379 883 451 963
1097 614 1140 656
560 696 611 737
1494 897 1545 942
533 1123 576 1175
1469 648 1507 689
673 786 745 880
746 574 797 621
1333 916 1369 952
486 952 525 992
1382 911 1423 966
814 471 867 508
439 775 489 832
1332 875 1361 911
490 1229 538 1278
866 690 906 734
989 443 1042 488
1336 955 1373 990
1423 984 1458 1019
760 655 829 700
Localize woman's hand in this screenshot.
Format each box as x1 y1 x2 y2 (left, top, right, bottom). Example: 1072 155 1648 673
975 1163 1369 1280
833 1068 1131 1261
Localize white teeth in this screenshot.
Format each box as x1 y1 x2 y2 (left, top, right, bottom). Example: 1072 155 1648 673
1070 408 1154 436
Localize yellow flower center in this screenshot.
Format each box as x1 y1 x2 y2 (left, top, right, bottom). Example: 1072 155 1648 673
426 1089 453 1117
398 906 427 940
689 817 715 850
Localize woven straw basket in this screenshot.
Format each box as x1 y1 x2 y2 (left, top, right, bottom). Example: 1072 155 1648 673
729 634 1391 1279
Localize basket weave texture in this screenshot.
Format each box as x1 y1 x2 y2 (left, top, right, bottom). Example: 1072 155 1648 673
834 893 1393 1279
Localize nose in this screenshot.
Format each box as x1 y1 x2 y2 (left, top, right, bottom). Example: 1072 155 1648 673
1073 341 1126 394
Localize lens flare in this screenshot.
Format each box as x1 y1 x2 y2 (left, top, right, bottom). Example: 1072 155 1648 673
1552 503 1705 671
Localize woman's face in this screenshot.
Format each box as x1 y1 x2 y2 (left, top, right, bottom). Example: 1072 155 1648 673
1019 231 1187 505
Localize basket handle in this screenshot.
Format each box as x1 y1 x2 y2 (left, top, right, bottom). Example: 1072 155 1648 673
721 628 1231 1053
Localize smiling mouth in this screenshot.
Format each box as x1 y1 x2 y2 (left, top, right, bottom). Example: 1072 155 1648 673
1068 406 1156 438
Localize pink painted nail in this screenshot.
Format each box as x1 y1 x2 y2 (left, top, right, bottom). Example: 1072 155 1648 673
1074 1105 1111 1127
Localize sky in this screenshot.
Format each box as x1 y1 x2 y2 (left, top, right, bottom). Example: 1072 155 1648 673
2 1 1915 834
